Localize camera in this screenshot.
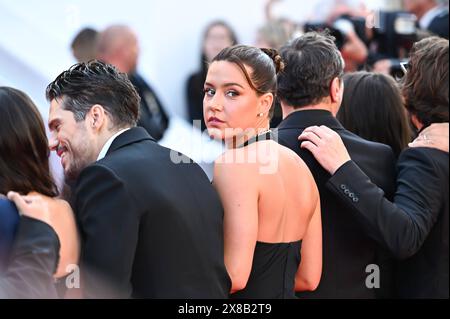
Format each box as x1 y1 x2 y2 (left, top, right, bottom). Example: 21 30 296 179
367 11 418 78
303 15 367 50
370 11 418 60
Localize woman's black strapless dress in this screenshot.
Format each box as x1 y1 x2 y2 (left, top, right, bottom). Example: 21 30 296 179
230 241 302 299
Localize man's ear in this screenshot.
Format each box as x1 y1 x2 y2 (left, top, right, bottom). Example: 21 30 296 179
410 114 423 131
88 104 107 131
330 77 343 104
258 93 274 116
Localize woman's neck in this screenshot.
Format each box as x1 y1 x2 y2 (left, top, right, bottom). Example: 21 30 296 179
225 127 271 149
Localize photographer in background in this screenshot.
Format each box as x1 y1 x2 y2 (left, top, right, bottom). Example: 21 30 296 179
369 11 420 76
265 0 370 73
303 2 369 72
305 17 369 72
372 0 448 75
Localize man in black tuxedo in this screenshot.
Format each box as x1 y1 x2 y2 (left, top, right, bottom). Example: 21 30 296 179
298 36 449 299
41 61 230 298
275 32 397 298
97 25 169 141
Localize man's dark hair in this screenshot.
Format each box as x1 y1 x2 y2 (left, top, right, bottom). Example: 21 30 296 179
71 27 99 63
46 60 140 129
277 31 344 108
402 36 449 127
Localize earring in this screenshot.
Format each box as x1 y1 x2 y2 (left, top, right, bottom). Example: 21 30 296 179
258 112 264 117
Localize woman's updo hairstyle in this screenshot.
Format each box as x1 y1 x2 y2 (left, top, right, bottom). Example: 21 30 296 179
212 45 285 119
260 48 285 74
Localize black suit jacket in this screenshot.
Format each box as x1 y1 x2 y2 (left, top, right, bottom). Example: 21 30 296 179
0 217 60 299
428 9 449 39
277 110 396 298
327 148 449 298
186 71 207 132
129 73 169 141
74 127 230 298
0 199 20 269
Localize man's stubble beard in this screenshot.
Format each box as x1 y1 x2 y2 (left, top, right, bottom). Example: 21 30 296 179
64 137 97 183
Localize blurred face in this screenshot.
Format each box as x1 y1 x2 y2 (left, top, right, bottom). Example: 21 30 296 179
48 99 98 182
403 0 428 14
203 61 271 144
204 25 235 62
110 31 140 74
255 31 271 49
120 33 139 73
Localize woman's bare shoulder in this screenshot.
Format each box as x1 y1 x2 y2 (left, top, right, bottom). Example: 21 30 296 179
28 191 73 215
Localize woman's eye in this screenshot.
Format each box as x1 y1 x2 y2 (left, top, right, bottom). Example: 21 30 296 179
226 91 239 97
204 88 215 97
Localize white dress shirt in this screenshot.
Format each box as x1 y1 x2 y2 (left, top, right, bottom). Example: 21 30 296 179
96 128 130 161
420 6 447 30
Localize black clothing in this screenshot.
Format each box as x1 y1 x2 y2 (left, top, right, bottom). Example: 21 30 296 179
327 147 449 298
74 127 230 298
277 110 396 298
129 73 169 141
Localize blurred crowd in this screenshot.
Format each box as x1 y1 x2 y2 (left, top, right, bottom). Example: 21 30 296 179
68 0 449 133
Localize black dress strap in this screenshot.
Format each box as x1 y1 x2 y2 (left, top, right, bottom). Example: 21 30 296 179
240 130 274 148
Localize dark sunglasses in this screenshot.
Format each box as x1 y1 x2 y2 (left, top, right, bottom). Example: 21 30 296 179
400 61 411 76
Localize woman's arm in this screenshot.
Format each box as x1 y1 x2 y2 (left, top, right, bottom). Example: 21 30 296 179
295 199 322 292
213 158 259 294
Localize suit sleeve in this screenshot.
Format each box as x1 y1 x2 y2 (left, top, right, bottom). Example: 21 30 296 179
75 164 140 298
0 200 20 263
186 75 201 124
0 217 60 298
326 148 443 259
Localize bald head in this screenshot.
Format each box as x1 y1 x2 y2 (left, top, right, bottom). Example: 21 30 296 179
97 25 139 73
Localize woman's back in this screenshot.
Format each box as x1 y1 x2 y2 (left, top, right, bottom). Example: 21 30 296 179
217 139 320 298
255 140 318 243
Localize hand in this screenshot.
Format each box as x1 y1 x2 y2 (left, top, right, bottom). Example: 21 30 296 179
298 125 351 175
7 191 52 227
409 123 449 152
